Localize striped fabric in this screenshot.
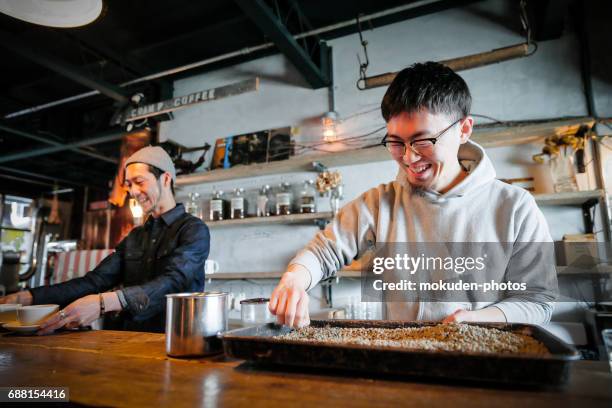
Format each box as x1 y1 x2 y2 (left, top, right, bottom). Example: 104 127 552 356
51 250 114 284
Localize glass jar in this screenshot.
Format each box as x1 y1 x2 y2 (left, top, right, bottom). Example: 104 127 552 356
240 298 274 325
256 185 272 217
276 182 293 215
185 192 202 219
299 180 317 214
209 190 228 221
231 188 248 219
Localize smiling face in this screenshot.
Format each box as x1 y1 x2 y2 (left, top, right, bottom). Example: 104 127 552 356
386 110 473 192
125 163 170 215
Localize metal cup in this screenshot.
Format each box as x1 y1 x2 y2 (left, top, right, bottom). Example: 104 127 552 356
165 292 228 357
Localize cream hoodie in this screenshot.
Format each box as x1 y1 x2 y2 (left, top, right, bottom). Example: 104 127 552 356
289 140 557 324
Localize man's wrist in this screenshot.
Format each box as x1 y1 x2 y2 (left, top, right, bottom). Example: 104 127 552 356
19 290 33 306
101 292 123 313
284 264 312 291
99 293 106 316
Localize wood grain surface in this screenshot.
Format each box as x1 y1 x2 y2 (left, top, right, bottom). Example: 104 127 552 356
0 330 610 407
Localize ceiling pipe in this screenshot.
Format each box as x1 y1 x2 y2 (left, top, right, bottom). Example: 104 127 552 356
0 124 117 164
0 130 124 164
0 164 101 189
0 173 57 188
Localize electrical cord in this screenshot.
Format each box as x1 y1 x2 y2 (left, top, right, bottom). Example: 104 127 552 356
471 113 505 124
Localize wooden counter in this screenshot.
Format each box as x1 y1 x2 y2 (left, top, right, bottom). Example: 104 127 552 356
0 330 610 407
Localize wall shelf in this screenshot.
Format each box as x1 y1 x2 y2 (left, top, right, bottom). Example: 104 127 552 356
206 211 333 228
177 117 594 187
532 190 604 206
201 191 603 227
557 265 612 275
0 226 32 232
206 267 612 280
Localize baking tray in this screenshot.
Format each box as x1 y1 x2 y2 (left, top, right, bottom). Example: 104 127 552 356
220 320 580 386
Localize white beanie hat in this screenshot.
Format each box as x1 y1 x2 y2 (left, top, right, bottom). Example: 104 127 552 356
125 146 176 181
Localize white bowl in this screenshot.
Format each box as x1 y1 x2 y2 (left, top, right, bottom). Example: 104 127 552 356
18 304 59 325
0 304 22 323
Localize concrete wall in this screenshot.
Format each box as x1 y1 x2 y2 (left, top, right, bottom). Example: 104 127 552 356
159 0 606 319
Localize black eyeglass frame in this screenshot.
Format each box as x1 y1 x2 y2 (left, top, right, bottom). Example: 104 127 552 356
380 118 464 156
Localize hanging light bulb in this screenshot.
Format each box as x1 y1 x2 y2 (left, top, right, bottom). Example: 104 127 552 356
322 111 339 142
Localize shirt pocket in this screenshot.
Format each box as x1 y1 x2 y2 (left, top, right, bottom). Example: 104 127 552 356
125 250 144 260
123 250 145 285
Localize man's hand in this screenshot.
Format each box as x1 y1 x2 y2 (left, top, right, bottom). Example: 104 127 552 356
442 306 507 324
442 309 474 323
269 265 311 328
0 290 33 306
37 295 101 335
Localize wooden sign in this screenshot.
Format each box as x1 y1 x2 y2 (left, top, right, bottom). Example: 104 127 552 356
117 78 259 123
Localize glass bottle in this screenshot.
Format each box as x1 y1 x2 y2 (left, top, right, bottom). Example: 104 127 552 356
209 190 228 221
299 180 317 214
256 185 272 217
185 192 202 219
276 182 293 215
231 188 248 219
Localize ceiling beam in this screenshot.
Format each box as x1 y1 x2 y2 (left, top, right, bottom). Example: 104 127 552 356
0 130 124 164
234 0 329 88
59 30 174 93
0 124 117 164
0 30 129 103
131 15 248 57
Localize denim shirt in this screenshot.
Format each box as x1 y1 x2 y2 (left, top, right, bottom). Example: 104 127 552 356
30 204 210 332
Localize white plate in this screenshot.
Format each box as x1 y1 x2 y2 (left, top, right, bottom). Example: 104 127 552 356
3 322 41 334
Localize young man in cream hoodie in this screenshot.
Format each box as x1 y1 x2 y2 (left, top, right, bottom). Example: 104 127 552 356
269 62 557 328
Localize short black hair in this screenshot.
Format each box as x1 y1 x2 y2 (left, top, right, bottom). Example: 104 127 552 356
381 62 471 122
147 164 175 196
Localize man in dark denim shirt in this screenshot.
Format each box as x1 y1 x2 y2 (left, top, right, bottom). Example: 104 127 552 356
0 146 210 333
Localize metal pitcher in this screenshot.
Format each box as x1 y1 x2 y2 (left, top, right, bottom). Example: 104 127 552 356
165 292 229 357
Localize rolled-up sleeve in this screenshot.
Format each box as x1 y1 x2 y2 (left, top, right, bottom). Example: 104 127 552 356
120 222 210 320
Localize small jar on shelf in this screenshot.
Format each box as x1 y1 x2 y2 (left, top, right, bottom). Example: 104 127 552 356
185 192 203 219
209 190 228 221
299 180 317 214
276 182 293 215
231 188 248 219
256 185 272 217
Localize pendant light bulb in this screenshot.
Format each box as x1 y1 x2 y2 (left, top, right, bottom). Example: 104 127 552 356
322 111 339 143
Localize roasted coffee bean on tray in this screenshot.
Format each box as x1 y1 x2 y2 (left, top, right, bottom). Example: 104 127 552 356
277 323 549 355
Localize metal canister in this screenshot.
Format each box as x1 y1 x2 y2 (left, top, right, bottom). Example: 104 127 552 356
165 292 229 357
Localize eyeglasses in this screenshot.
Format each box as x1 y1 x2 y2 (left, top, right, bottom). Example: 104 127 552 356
381 118 462 157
